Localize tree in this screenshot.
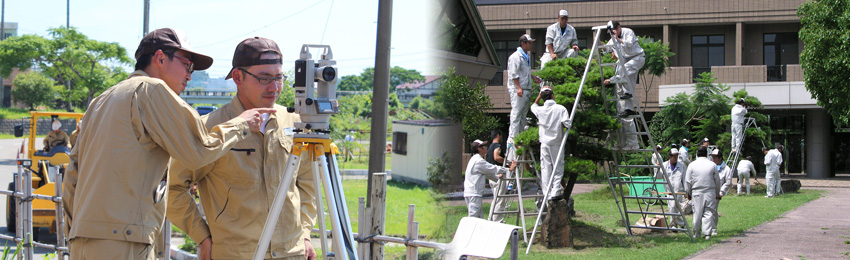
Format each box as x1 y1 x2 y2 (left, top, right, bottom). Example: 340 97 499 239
798 0 850 125
649 72 771 152
337 66 425 91
432 67 498 150
637 36 675 111
0 27 132 110
187 71 211 90
275 70 296 107
12 72 58 110
717 89 772 158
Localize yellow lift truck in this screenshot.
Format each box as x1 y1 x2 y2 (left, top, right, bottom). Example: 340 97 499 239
7 111 82 241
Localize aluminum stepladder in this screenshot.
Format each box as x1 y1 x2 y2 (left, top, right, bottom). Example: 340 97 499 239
726 117 770 191
590 23 694 241
487 147 545 244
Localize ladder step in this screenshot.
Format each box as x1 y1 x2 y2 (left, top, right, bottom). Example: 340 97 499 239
493 210 519 214
622 195 675 200
517 177 539 181
524 212 545 217
496 194 545 199
616 180 667 184
625 210 684 216
615 165 661 169
515 160 535 163
601 62 618 67
628 225 689 232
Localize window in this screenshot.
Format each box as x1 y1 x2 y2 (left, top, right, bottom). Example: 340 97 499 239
764 33 799 81
435 0 482 57
691 35 725 81
490 40 520 86
392 132 407 155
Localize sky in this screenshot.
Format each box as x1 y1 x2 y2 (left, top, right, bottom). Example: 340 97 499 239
3 0 437 79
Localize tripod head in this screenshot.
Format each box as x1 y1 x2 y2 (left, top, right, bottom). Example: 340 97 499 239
292 44 339 132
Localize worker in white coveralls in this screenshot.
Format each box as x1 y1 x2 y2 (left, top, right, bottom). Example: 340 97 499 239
764 144 784 198
679 139 692 166
652 145 664 176
710 148 733 236
730 98 748 152
464 139 516 218
602 21 644 118
656 148 686 228
540 10 579 70
685 146 720 240
737 155 757 195
530 87 572 201
506 34 543 162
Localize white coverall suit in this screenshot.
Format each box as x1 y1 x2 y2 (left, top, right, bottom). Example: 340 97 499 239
731 104 748 151
657 160 687 227
540 22 578 70
685 157 721 238
712 162 734 235
464 154 509 218
531 99 571 199
764 149 783 197
679 147 692 167
605 27 645 114
737 159 756 195
506 47 534 162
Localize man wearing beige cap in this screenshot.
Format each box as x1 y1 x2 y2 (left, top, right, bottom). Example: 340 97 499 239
464 139 516 218
43 120 70 152
167 37 318 260
63 28 275 259
506 34 543 163
540 10 579 70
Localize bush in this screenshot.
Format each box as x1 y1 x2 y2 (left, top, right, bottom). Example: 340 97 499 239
426 151 455 192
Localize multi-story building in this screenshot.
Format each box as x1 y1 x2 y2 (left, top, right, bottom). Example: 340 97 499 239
474 0 842 177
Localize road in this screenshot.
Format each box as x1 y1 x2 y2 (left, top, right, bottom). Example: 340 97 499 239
0 138 59 257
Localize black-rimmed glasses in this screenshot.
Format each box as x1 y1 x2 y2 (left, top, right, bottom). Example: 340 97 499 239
238 68 285 85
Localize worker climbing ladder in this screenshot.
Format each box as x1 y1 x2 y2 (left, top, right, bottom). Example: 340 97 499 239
487 148 545 243
588 22 694 241
725 117 774 192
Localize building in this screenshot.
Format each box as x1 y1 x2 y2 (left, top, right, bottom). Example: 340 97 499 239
474 0 843 177
391 120 462 186
1 22 18 107
395 75 443 106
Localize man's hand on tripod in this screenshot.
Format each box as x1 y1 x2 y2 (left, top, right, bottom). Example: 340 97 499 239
305 238 317 260
238 108 278 132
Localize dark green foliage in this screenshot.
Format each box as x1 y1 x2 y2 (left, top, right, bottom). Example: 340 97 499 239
11 72 57 110
337 66 426 91
798 0 850 125
432 68 499 148
426 151 454 192
515 51 619 181
637 37 675 111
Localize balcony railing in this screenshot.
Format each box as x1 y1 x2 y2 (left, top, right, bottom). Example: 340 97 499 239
767 65 787 82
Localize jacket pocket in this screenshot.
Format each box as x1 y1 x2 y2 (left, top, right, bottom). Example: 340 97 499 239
220 141 263 189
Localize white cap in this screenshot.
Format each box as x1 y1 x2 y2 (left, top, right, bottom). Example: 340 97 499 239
703 137 710 142
519 34 536 42
710 149 721 156
52 121 62 131
669 148 679 155
655 145 662 150
682 138 689 143
472 139 486 149
559 10 569 17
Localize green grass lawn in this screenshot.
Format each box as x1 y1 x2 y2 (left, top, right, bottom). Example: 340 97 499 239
436 185 824 260
337 154 392 170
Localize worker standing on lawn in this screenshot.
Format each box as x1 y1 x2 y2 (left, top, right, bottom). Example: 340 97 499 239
710 148 733 236
464 139 516 219
685 146 721 240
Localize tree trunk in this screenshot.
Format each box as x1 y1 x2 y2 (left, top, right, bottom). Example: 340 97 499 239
540 197 574 248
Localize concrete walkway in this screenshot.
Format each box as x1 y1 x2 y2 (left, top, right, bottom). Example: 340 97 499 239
688 187 850 260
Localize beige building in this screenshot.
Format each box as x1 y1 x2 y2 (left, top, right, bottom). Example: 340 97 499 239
474 0 844 177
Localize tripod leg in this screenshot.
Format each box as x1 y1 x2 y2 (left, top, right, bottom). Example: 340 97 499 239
253 147 303 260
326 153 358 259
316 148 354 260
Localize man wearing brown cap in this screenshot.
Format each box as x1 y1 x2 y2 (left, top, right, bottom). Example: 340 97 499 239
167 37 318 260
63 28 275 259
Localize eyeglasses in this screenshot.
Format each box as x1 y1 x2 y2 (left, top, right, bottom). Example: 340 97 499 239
238 68 285 85
172 55 194 74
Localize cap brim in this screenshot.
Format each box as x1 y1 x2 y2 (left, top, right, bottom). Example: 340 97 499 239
182 48 214 71
225 67 236 80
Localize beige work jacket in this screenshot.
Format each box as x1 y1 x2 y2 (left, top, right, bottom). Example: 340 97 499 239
44 130 70 151
167 98 317 259
63 70 250 245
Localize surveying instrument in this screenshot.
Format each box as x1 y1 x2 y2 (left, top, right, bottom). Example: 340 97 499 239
252 44 358 260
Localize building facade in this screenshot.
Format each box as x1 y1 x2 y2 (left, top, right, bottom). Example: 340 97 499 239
475 0 843 177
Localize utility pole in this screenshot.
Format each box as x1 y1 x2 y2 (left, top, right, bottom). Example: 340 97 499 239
367 0 392 258
143 0 150 34
66 0 70 28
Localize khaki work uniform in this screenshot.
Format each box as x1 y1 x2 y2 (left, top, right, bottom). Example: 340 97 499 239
63 70 251 259
43 130 71 151
167 98 317 260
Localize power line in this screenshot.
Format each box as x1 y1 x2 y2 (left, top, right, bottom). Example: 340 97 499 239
320 0 333 44
196 0 327 48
